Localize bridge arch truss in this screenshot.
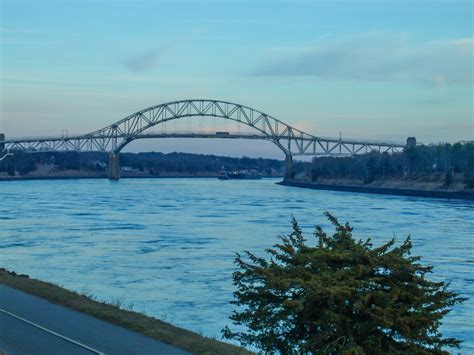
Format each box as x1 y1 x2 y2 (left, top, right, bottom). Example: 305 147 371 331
1 99 405 158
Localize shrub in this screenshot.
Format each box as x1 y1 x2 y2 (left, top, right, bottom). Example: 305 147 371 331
223 213 465 354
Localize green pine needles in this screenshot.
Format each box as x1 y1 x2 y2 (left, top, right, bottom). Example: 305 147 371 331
222 213 465 354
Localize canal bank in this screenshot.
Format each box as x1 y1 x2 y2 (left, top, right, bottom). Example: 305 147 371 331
279 180 474 200
0 269 251 355
0 173 281 181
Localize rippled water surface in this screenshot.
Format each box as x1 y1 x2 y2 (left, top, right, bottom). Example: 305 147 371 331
1 178 473 350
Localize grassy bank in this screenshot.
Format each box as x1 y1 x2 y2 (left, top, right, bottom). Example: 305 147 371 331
0 268 252 355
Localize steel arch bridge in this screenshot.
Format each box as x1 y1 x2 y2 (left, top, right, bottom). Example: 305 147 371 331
0 99 406 179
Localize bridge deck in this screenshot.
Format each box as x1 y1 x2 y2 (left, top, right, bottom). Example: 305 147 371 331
1 131 405 157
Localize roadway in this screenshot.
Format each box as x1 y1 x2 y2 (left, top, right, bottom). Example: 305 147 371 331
0 284 189 355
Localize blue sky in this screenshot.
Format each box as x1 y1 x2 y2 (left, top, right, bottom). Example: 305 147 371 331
1 0 472 158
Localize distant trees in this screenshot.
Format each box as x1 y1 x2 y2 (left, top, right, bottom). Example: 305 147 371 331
0 152 36 176
0 151 285 176
119 152 283 174
465 173 474 189
54 151 81 170
223 213 465 354
365 155 377 183
309 141 474 188
444 170 453 187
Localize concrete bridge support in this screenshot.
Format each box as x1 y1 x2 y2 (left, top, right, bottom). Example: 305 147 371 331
108 152 121 180
284 154 294 181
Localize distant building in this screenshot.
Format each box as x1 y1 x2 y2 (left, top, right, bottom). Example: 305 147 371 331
406 137 417 148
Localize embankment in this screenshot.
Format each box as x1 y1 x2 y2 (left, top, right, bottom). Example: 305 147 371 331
0 268 251 355
0 169 282 181
279 180 474 200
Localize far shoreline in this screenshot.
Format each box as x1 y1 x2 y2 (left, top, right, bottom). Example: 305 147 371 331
0 171 281 181
0 175 218 181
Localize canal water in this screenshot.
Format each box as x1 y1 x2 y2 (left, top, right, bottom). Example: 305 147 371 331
0 178 473 350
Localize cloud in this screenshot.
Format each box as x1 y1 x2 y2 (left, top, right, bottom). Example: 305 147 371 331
253 34 474 86
122 46 171 73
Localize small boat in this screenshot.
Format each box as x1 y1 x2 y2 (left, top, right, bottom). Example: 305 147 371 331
227 171 245 179
219 169 262 180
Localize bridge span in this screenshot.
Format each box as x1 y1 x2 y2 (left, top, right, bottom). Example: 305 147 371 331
0 99 408 180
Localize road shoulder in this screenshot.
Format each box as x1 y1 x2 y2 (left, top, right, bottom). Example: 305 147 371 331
0 268 250 355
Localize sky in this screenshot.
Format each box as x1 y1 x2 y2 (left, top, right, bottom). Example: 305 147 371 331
1 0 473 158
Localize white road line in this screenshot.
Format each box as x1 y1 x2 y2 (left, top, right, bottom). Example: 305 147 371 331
0 308 105 355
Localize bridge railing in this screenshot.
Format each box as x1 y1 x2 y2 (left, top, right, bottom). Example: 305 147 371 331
314 135 406 146
2 132 406 146
1 133 86 142
1 130 270 143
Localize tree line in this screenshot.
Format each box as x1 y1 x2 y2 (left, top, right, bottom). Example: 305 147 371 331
309 141 474 188
0 151 285 176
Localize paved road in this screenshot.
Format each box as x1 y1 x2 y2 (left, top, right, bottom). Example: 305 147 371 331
0 284 189 355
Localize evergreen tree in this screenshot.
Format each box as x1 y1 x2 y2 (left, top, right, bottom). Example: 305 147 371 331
444 170 453 187
6 162 15 176
223 213 465 354
464 172 474 189
365 155 377 183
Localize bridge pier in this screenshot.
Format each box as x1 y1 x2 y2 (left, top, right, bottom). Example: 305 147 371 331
284 154 294 181
107 152 121 180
